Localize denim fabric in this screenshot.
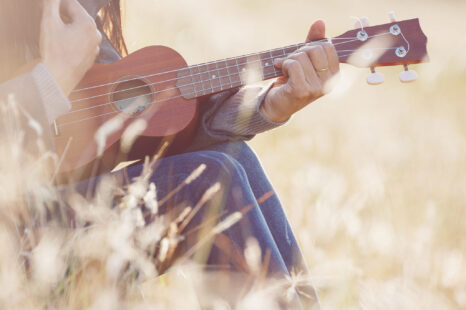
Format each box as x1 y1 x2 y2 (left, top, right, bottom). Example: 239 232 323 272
72 141 319 307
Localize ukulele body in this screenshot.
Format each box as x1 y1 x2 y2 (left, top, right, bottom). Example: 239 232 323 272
54 46 198 182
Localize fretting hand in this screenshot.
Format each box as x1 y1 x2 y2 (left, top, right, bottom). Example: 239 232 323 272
40 0 102 95
260 20 340 122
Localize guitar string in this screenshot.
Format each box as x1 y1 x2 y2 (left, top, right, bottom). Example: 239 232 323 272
70 37 354 94
69 31 396 107
69 32 392 103
64 45 399 117
70 31 392 96
58 45 403 128
69 46 359 105
58 72 285 128
58 62 359 128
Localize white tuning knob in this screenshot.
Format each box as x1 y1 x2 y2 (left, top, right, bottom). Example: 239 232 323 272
389 11 397 22
354 16 370 29
367 67 385 85
399 65 418 83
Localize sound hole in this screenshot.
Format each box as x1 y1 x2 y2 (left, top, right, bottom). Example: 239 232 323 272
112 79 152 116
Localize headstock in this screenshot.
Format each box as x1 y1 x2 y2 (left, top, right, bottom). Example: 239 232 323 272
332 12 428 85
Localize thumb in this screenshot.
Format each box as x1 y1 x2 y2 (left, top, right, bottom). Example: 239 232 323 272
306 19 326 42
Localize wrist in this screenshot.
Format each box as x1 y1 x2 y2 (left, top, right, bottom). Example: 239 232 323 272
260 95 292 123
41 60 74 96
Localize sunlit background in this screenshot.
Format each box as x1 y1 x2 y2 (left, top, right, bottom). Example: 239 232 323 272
122 0 466 308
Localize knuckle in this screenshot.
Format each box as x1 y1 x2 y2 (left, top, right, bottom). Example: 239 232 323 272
295 89 310 101
288 84 311 101
323 42 337 54
312 44 325 55
284 59 299 71
289 60 301 70
321 42 332 49
304 45 320 57
283 86 294 97
290 52 307 62
311 83 324 97
302 46 314 54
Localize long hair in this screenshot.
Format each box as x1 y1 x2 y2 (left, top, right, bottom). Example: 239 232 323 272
100 0 128 57
0 0 127 83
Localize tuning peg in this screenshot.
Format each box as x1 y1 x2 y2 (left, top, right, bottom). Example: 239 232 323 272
399 65 418 83
367 67 384 85
389 11 397 22
354 16 370 29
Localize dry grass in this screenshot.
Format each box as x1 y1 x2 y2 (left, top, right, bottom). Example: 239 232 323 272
1 0 465 309
123 0 466 308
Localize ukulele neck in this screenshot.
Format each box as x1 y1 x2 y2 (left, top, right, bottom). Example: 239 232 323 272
176 40 335 100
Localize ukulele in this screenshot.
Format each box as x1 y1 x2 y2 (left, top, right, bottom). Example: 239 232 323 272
53 15 428 182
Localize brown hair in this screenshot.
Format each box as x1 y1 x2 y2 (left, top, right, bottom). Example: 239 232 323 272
0 0 127 82
100 0 128 57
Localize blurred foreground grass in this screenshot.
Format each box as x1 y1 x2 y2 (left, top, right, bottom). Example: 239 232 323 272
124 0 466 308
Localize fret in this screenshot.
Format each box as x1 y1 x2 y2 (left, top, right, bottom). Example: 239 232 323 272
205 64 215 94
223 61 233 88
284 45 297 55
210 62 223 91
198 64 211 95
247 54 263 81
234 57 244 85
190 65 205 96
216 61 231 90
226 59 241 87
271 48 285 59
219 73 230 90
279 47 287 57
268 50 278 77
217 62 229 90
260 51 276 80
188 66 198 98
237 56 248 73
175 67 196 99
207 62 222 92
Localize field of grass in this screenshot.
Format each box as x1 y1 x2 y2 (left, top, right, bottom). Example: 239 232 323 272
123 0 466 308
0 0 465 309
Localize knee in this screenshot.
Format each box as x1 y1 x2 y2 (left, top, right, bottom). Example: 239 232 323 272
206 141 261 171
195 151 247 184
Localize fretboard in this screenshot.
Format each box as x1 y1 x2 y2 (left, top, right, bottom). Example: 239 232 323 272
176 41 339 100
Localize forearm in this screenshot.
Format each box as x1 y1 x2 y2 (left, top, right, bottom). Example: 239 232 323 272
187 84 288 151
207 84 287 137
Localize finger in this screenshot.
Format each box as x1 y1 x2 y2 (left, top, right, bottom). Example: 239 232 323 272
320 42 340 74
287 52 318 87
306 19 326 42
273 57 285 69
281 59 318 100
305 45 331 83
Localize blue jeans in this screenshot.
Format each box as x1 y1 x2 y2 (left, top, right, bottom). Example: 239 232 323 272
74 141 319 307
